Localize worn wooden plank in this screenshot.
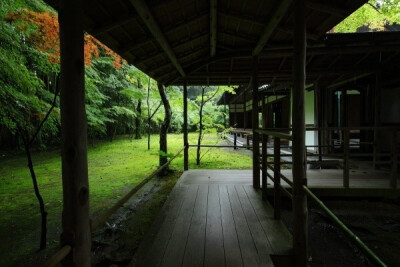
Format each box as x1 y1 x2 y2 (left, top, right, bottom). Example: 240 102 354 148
243 186 292 255
161 185 199 267
204 184 225 267
235 185 274 266
182 185 208 267
227 185 260 266
140 185 187 267
219 185 243 267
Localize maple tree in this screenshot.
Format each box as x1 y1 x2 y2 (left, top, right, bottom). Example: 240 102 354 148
6 9 125 68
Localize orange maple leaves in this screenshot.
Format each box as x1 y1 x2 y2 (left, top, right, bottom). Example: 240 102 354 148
6 9 125 68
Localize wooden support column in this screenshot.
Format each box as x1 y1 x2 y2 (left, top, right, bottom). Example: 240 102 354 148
252 56 260 189
183 81 188 171
343 129 350 188
292 0 308 265
59 0 91 265
373 71 381 169
244 88 247 130
274 137 281 219
315 83 322 162
391 130 398 188
262 96 268 200
233 133 237 150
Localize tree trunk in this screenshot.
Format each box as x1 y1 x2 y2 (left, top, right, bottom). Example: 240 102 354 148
23 141 47 250
135 79 143 140
158 83 172 170
135 99 142 139
196 87 205 165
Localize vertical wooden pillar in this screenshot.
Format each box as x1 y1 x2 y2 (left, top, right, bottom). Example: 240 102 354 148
391 130 398 188
183 81 188 171
234 104 238 127
233 133 237 150
262 96 268 200
373 72 381 169
343 129 350 188
292 0 308 265
252 56 260 189
274 137 281 220
244 88 247 130
59 0 91 265
315 83 322 162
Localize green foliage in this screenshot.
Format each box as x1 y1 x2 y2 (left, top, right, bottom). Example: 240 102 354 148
334 0 400 32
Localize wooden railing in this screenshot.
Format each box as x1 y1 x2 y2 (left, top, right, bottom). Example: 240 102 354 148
259 126 399 189
257 129 388 266
45 146 185 267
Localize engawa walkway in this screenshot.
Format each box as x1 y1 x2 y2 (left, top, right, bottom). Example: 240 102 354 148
131 170 293 267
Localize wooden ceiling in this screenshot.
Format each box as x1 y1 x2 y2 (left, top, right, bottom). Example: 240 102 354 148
44 0 400 87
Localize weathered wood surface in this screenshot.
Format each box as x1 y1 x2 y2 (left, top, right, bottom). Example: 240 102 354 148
131 170 293 267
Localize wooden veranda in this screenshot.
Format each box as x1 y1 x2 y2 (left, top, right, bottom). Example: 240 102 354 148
43 0 397 266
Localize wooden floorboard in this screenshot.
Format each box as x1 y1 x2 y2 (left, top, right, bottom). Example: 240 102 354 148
227 184 261 266
182 184 208 267
204 184 225 267
219 185 243 267
243 185 293 255
132 170 295 267
235 185 274 266
161 185 198 267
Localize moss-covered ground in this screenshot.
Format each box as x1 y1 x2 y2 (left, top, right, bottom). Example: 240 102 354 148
0 133 251 266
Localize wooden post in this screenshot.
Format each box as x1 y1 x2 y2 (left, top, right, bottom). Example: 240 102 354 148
373 72 381 169
58 0 91 265
183 81 188 170
252 56 260 189
234 104 238 127
233 133 237 150
292 0 308 265
343 129 350 188
262 96 268 200
391 130 398 188
274 137 281 220
315 83 322 162
244 88 247 130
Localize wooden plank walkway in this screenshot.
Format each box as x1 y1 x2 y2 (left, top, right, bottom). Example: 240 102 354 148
131 171 292 267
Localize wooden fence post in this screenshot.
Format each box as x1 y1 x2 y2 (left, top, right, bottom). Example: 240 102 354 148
343 129 350 188
58 0 91 265
292 0 308 265
233 133 237 150
274 137 281 220
262 97 268 200
391 130 398 188
183 81 188 170
252 56 260 189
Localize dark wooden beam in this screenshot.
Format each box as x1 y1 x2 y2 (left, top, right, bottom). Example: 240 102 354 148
90 14 137 36
252 0 292 55
119 10 208 55
135 32 208 66
58 0 91 265
210 0 217 57
129 0 185 76
292 0 308 266
306 1 348 18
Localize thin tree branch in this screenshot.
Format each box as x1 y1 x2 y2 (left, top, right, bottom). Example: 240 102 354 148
28 73 61 146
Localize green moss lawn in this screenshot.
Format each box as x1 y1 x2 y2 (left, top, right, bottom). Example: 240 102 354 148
0 133 251 265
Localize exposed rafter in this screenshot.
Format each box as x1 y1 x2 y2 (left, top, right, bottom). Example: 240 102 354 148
306 1 348 18
252 0 292 56
210 0 217 57
129 0 185 77
90 14 137 36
